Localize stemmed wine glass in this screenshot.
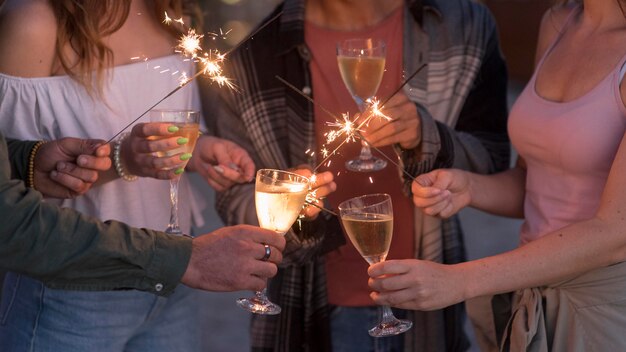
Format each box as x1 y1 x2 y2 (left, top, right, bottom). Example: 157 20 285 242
338 193 413 337
236 168 310 315
337 38 387 172
149 109 200 235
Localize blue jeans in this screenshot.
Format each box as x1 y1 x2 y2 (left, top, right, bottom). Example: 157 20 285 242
0 273 206 352
330 305 407 352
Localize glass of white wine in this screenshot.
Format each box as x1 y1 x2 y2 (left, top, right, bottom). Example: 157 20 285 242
236 168 310 315
149 109 200 235
338 193 413 337
337 38 387 172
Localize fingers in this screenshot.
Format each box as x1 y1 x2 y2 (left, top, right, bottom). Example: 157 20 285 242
76 153 112 172
255 243 283 264
368 260 411 278
130 135 187 154
49 169 91 195
238 224 286 251
56 162 98 183
130 122 180 139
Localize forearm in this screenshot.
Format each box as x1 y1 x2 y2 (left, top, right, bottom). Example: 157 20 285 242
467 166 526 218
0 178 192 295
1 133 191 295
463 216 626 299
6 138 38 180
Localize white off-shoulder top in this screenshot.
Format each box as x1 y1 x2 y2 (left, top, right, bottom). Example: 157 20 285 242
0 55 205 233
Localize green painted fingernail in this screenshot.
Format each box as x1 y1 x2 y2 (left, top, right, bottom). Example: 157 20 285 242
180 153 192 161
177 137 188 145
174 168 185 175
167 125 179 133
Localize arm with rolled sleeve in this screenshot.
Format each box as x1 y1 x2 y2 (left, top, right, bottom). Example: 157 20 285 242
1 134 192 296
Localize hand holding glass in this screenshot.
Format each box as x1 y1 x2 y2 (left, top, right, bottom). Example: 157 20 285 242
338 193 412 337
337 38 387 172
149 109 200 235
236 169 310 315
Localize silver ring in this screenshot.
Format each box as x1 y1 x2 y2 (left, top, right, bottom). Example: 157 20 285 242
261 244 271 261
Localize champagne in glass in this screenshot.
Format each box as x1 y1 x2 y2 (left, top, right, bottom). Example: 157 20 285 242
337 38 387 172
236 169 310 315
338 193 412 337
149 109 200 235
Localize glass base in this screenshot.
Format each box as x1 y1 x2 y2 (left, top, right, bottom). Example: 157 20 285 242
165 225 183 236
236 297 282 315
345 157 387 172
368 318 413 337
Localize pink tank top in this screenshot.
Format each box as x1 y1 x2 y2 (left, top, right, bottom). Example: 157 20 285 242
509 9 626 244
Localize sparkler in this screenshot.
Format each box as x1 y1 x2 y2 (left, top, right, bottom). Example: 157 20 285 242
106 11 283 144
276 63 426 180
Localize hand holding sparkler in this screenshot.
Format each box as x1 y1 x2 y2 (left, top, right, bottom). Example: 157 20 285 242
410 168 470 219
186 135 256 191
289 166 337 220
360 93 422 150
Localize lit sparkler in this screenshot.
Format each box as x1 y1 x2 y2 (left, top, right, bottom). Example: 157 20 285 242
106 10 283 144
276 63 427 180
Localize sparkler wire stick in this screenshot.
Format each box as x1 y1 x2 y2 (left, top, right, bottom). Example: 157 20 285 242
105 11 284 144
305 200 338 217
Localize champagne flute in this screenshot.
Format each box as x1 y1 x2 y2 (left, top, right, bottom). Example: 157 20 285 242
236 168 310 315
337 38 387 172
338 193 412 337
149 109 200 235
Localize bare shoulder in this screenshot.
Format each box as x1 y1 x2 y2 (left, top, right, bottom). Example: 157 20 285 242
0 0 58 77
535 4 579 66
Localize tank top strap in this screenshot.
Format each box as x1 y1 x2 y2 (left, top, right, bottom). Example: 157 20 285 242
531 6 583 83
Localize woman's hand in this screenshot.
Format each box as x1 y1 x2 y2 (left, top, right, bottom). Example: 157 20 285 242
291 166 337 220
368 259 467 311
412 169 471 218
186 135 255 192
35 138 111 198
121 122 190 179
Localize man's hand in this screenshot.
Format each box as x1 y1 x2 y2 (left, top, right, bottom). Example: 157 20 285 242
35 138 111 198
290 166 336 220
361 93 422 150
186 135 255 192
181 225 286 292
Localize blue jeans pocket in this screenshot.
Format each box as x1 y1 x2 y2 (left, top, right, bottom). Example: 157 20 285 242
0 273 21 325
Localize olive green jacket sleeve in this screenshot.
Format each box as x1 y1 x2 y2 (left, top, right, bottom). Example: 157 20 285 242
1 134 192 296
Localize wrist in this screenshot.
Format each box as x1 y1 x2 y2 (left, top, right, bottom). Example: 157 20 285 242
27 140 47 189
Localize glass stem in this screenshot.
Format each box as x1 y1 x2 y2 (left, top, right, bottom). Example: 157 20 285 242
380 305 399 326
166 177 182 235
255 288 269 301
359 142 373 160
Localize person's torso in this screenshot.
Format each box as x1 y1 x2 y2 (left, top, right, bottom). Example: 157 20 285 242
509 7 626 243
305 6 415 306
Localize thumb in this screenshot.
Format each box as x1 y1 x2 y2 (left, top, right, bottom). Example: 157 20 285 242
414 172 435 188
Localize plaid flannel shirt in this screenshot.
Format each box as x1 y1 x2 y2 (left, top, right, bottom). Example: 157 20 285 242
203 0 510 350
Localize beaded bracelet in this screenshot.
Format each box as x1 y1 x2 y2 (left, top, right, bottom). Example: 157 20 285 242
26 140 46 189
113 132 138 182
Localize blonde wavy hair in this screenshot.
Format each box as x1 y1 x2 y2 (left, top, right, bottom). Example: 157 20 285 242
50 0 202 95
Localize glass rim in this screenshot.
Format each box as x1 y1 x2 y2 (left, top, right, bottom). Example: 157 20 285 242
338 193 391 211
256 168 310 184
336 38 386 49
149 109 200 114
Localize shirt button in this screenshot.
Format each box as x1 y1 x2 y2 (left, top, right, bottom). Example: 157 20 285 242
155 283 163 292
302 86 311 95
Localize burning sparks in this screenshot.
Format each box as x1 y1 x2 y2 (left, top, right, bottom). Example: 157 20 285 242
316 99 391 171
166 12 235 90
